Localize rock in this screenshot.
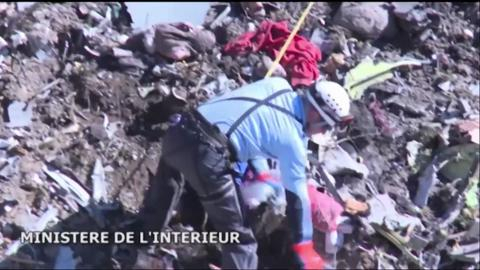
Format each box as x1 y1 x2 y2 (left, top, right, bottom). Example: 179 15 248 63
241 2 265 18
322 53 345 75
254 55 287 78
112 47 133 58
333 2 397 40
310 28 336 55
392 2 430 33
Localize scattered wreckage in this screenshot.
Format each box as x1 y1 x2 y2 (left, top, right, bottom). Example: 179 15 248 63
0 1 478 269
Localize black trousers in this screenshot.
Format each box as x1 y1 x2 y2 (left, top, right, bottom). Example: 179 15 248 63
153 112 258 269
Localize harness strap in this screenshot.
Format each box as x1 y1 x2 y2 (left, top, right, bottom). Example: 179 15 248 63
206 89 301 138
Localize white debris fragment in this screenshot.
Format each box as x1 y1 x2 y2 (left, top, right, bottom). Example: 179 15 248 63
42 165 90 207
438 81 451 92
11 31 28 47
0 36 7 50
406 140 423 167
138 86 156 98
91 158 107 202
30 204 59 231
0 137 19 150
6 101 33 128
463 29 474 39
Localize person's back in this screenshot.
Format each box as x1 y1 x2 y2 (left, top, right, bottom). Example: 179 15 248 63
198 77 307 164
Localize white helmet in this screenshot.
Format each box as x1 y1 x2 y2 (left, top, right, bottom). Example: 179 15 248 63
305 80 353 129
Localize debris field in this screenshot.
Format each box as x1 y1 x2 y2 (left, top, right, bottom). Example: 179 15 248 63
0 2 478 269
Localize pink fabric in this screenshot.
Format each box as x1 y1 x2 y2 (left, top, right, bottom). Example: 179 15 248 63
307 184 344 232
223 20 322 87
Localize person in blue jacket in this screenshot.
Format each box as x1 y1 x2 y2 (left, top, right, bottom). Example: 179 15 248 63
154 77 353 269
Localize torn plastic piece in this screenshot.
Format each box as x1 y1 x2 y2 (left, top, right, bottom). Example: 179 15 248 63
367 194 424 231
91 158 107 203
469 83 479 96
210 4 231 29
406 140 423 168
102 114 122 139
42 165 90 207
137 86 155 98
343 57 422 100
6 101 33 128
54 246 76 270
437 80 451 92
0 137 19 150
321 145 369 178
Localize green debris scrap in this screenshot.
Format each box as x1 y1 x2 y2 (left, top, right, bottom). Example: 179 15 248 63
465 174 479 209
343 57 423 100
436 144 479 183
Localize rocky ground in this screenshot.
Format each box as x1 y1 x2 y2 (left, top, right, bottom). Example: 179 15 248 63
0 2 478 269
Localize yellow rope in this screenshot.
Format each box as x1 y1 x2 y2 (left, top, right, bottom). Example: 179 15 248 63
265 2 315 78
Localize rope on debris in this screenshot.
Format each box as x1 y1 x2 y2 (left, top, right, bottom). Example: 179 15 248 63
265 2 315 78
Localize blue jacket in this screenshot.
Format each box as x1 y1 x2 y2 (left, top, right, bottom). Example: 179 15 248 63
198 77 313 242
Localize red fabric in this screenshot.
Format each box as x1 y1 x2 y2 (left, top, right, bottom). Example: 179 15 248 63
308 184 344 233
292 241 325 270
223 20 322 87
255 172 273 181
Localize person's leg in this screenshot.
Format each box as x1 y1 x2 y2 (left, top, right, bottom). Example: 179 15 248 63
140 158 184 232
163 120 258 269
200 173 258 270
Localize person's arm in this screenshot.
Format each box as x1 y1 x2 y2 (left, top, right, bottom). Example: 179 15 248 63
272 134 325 269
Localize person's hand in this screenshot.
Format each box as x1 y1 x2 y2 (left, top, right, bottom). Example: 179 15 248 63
292 240 325 269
